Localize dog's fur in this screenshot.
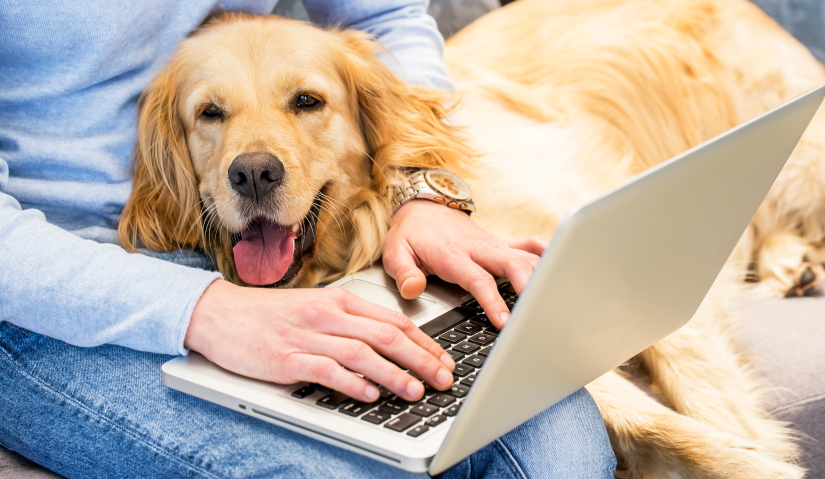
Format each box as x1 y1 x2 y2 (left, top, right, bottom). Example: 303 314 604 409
119 0 825 477
118 14 474 287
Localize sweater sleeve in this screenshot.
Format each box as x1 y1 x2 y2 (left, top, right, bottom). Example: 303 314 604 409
302 0 455 91
0 159 222 356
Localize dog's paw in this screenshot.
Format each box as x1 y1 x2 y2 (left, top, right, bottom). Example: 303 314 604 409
783 261 823 297
753 231 824 298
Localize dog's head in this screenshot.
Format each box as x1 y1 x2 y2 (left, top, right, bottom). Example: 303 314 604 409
119 13 475 287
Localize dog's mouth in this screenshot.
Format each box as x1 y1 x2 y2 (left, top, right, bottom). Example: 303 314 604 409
229 194 322 287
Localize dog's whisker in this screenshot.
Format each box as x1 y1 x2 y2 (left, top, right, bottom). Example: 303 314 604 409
359 150 389 184
318 192 354 214
317 203 346 239
316 193 348 218
185 195 220 243
286 194 346 239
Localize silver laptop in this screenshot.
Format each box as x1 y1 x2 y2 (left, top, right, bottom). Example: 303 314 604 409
162 86 825 475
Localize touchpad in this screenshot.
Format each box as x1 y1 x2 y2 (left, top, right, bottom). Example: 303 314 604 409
337 279 436 317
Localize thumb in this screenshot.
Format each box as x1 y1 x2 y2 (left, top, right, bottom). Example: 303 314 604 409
383 243 428 299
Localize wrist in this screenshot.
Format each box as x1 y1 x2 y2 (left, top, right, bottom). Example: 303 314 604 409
387 168 475 216
392 198 466 223
185 278 238 354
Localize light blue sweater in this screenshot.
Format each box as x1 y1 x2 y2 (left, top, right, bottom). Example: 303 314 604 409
0 0 452 355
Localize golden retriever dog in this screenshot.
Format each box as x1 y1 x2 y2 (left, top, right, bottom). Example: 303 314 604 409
119 0 825 477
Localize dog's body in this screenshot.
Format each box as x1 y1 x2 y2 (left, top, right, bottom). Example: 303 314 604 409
120 1 825 477
450 1 825 477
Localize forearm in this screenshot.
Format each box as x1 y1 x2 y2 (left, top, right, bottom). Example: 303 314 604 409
302 0 454 90
0 189 221 356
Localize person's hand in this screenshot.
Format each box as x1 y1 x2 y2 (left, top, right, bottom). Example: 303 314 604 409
185 280 455 403
383 200 547 329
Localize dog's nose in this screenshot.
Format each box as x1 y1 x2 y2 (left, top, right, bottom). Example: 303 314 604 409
228 152 285 201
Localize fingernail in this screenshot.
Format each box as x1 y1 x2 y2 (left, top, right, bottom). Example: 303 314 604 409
406 380 424 399
365 384 380 402
500 312 510 324
440 352 456 370
436 368 453 387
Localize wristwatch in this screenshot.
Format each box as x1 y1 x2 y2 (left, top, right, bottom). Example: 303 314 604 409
387 169 475 215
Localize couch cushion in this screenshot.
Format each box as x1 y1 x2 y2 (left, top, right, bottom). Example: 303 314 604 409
0 446 61 479
738 297 825 478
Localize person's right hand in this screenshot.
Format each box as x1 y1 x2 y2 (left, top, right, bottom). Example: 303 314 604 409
185 279 456 403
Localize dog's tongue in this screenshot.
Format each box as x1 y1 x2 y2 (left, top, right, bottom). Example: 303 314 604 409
232 221 296 285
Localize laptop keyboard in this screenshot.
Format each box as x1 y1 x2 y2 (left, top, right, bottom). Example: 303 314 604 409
289 282 517 438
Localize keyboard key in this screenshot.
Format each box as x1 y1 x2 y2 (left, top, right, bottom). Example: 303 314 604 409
421 309 475 337
362 410 392 424
505 298 516 309
384 413 421 432
478 346 493 356
426 415 449 427
453 363 474 376
428 393 456 407
439 331 467 343
379 400 410 415
463 355 486 368
424 383 438 396
468 332 497 345
469 315 493 328
448 384 470 398
315 384 332 394
436 339 451 349
339 401 377 417
411 403 439 417
446 349 465 362
498 282 516 295
407 424 430 437
377 385 393 399
461 375 476 387
316 391 350 409
453 341 480 354
443 403 462 417
291 384 316 399
461 299 482 311
454 322 482 334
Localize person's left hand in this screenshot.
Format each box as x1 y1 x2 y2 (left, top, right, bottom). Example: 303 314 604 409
383 200 547 330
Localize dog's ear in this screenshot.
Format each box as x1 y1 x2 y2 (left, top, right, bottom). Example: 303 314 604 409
118 66 203 253
319 31 478 281
335 30 477 191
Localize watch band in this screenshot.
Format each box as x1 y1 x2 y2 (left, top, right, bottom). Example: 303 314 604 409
388 169 476 215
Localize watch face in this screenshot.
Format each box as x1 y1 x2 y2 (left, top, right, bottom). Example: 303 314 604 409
424 170 472 201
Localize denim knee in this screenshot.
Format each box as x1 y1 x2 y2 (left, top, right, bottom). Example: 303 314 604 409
490 388 616 479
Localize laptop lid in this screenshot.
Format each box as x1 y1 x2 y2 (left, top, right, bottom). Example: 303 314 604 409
429 86 825 474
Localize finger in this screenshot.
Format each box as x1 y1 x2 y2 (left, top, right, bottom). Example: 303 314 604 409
473 247 540 296
335 288 454 370
465 242 538 299
316 312 454 392
501 253 538 296
304 335 433 401
448 259 510 329
509 235 548 256
382 240 428 299
283 353 381 402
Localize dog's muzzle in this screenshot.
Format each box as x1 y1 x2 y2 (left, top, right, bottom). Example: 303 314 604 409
229 193 323 287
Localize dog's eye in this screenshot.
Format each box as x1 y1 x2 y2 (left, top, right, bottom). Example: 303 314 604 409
201 104 223 120
296 94 322 110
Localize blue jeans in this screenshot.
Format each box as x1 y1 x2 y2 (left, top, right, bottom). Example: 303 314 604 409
0 250 615 478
